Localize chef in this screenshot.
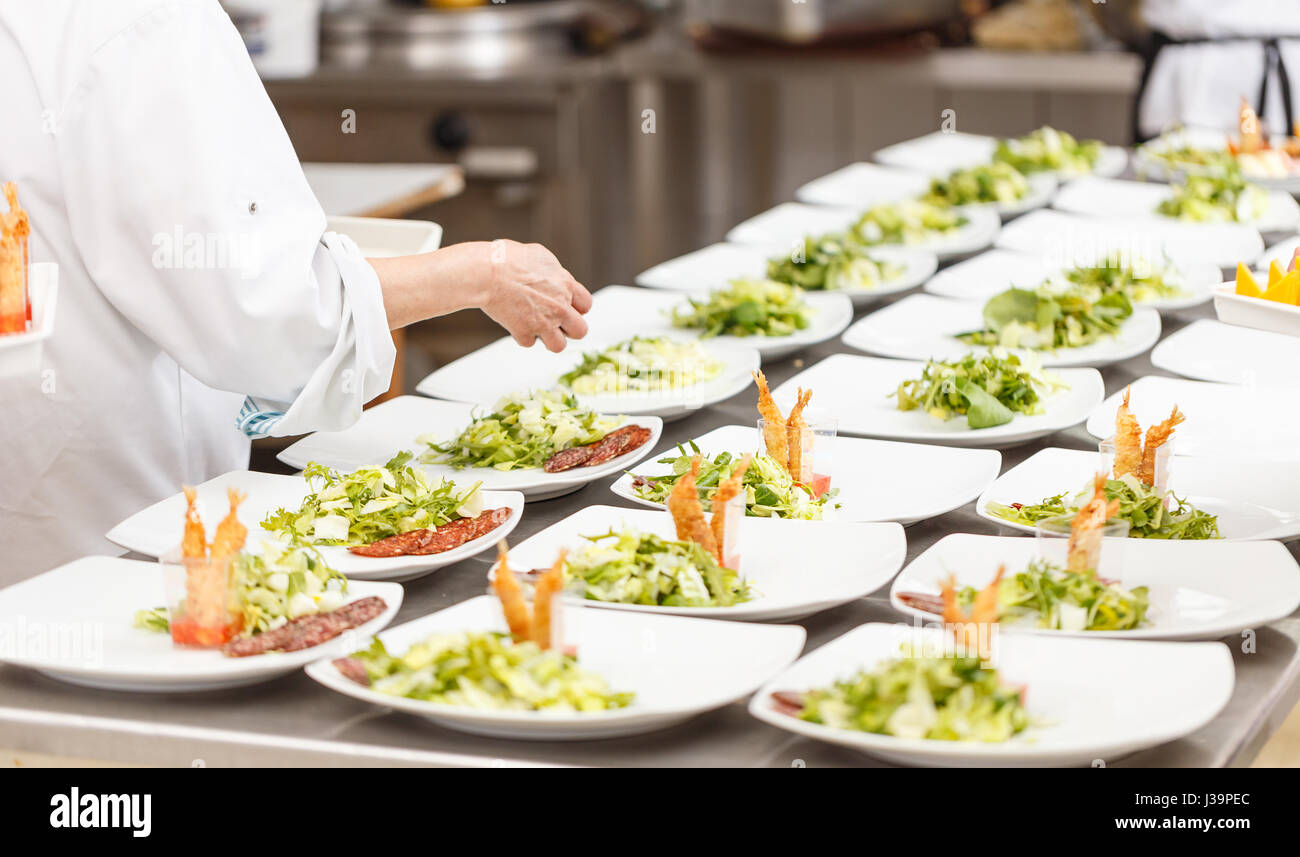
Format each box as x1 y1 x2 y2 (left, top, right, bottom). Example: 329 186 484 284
0 0 592 584
1136 0 1300 140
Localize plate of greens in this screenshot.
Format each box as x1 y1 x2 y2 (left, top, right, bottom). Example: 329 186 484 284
610 424 1001 526
278 394 663 501
106 468 525 582
842 292 1161 368
582 284 852 361
1136 125 1300 195
305 595 806 740
798 160 1055 220
748 622 1233 767
635 241 938 308
496 505 905 622
875 128 1127 180
1052 176 1300 234
924 248 1218 312
770 352 1102 448
977 447 1300 541
891 533 1300 642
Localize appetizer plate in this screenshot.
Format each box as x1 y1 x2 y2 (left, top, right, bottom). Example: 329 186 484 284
413 332 760 422
841 293 1163 368
748 622 1233 767
498 505 907 623
996 208 1264 269
610 424 1002 526
923 247 1218 312
1085 375 1300 461
0 262 58 377
583 284 853 362
305 595 806 740
1213 279 1300 338
724 202 1001 262
891 533 1300 642
976 447 1300 541
771 353 1103 448
873 130 1128 179
0 556 402 692
105 470 525 583
793 162 932 207
277 395 663 502
634 242 938 308
1150 319 1300 387
1051 176 1300 234
1136 125 1300 194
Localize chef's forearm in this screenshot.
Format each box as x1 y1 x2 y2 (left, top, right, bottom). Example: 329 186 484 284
369 241 492 330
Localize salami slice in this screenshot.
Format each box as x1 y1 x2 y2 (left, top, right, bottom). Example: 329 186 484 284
543 445 596 473
587 425 651 466
222 596 388 658
348 529 433 557
332 656 371 686
407 506 512 555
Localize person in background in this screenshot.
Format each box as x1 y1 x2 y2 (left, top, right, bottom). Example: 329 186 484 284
0 0 591 584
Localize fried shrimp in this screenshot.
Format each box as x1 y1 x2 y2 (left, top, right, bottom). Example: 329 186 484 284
1112 387 1142 480
709 454 752 558
530 550 566 650
668 455 720 562
940 565 1004 658
753 370 788 469
785 388 813 484
209 487 248 561
182 486 207 558
492 541 533 642
1068 473 1120 573
1138 405 1184 488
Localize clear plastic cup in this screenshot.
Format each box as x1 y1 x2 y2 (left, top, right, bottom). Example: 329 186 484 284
1034 514 1130 577
716 489 745 571
159 548 242 648
1099 435 1175 498
757 411 837 497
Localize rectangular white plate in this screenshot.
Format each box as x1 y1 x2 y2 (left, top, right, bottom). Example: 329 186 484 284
1214 281 1300 338
891 533 1300 641
106 470 525 582
924 247 1217 312
306 595 806 740
771 353 1103 448
634 242 938 308
748 622 1233 767
0 556 403 692
976 446 1300 541
584 285 853 362
498 504 906 623
413 332 760 422
611 424 1001 526
1052 176 1300 234
874 130 1128 179
278 395 662 501
1151 318 1300 387
1085 375 1300 461
842 293 1162 368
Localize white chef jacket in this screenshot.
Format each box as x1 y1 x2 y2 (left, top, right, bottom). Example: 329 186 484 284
0 0 396 584
1139 0 1300 138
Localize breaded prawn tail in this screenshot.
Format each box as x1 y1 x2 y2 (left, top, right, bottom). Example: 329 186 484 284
785 388 813 484
753 370 788 469
182 486 207 559
492 541 533 642
940 565 1004 658
709 454 752 557
1138 405 1185 487
530 550 567 650
1112 387 1142 480
209 487 248 561
1068 473 1120 574
667 456 720 561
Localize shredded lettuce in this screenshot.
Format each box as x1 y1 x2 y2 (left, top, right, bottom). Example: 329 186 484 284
559 336 723 395
766 232 905 292
893 349 1066 429
851 199 969 246
1157 172 1268 223
670 279 812 338
956 558 1149 631
923 161 1030 206
956 286 1133 351
565 528 751 607
994 126 1103 175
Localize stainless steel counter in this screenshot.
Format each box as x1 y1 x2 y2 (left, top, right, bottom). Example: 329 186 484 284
2 298 1297 768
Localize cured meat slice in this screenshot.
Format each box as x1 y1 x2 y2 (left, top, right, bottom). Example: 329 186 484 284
221 596 388 658
348 529 433 558
332 656 370 686
347 508 512 558
542 423 652 473
543 444 596 473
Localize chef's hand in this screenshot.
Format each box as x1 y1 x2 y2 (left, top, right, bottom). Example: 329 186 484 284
480 239 592 352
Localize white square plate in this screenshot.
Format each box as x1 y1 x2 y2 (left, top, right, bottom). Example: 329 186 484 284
771 353 1103 448
1052 176 1300 234
1085 375 1300 461
610 424 1001 526
306 595 806 740
890 533 1300 641
748 622 1233 767
498 505 906 623
1151 319 1300 387
634 242 938 308
584 285 853 362
106 470 525 582
414 332 760 422
841 293 1163 368
997 209 1264 269
874 130 1128 179
799 162 1057 221
725 202 1001 262
924 248 1218 312
0 556 403 692
976 447 1300 541
1213 280 1300 338
278 396 662 502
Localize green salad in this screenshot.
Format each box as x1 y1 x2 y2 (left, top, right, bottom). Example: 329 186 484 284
766 232 905 292
347 632 634 712
670 279 812 338
1157 172 1267 223
923 161 1031 207
893 349 1066 429
851 199 969 246
795 647 1028 742
1143 143 1239 177
261 451 484 547
987 473 1221 540
994 126 1103 175
631 444 832 520
955 559 1149 632
559 336 723 395
565 528 750 607
1056 260 1188 304
956 286 1133 351
420 390 621 471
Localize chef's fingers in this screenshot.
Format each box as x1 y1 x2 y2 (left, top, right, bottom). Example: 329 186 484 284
559 305 588 340
568 278 593 314
538 325 567 353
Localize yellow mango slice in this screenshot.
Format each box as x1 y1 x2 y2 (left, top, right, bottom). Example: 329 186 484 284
1261 269 1300 304
1236 263 1262 297
1268 260 1286 288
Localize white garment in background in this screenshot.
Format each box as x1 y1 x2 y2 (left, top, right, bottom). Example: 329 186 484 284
0 0 395 584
